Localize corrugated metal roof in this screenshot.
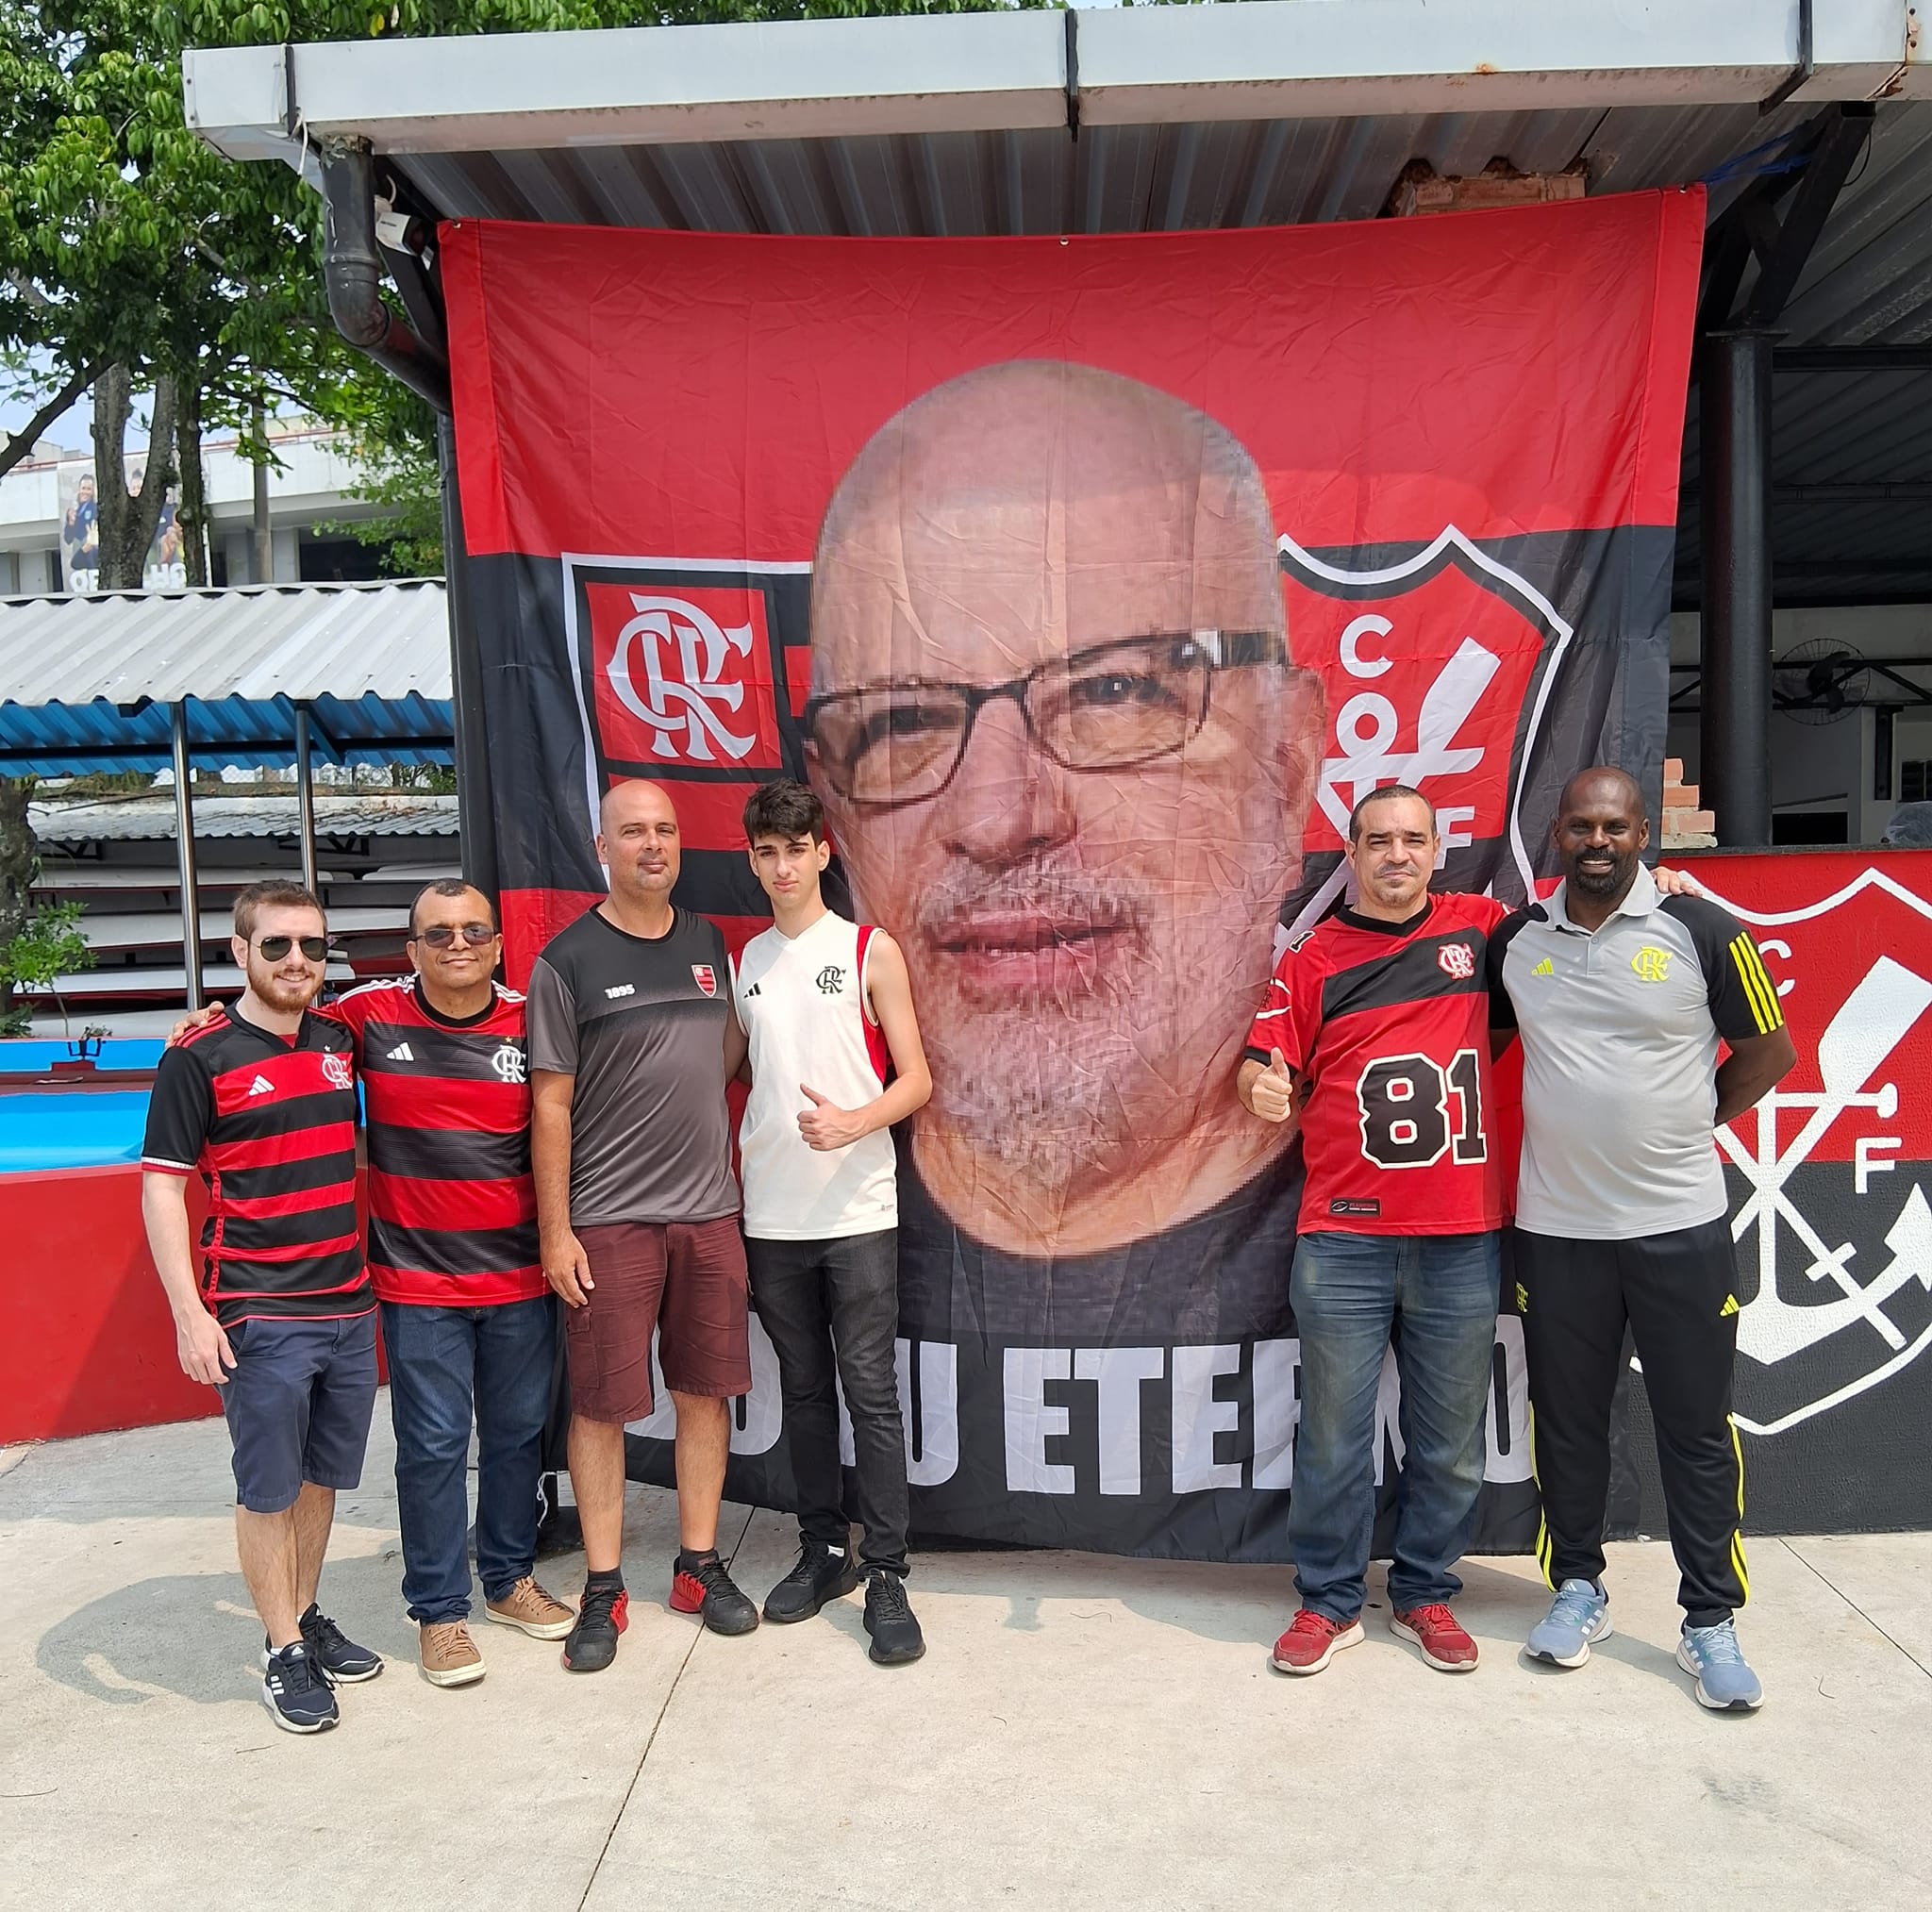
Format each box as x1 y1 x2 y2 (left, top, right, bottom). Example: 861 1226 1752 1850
389 99 1835 237
183 7 1926 173
27 793 459 842
0 580 450 703
0 581 455 773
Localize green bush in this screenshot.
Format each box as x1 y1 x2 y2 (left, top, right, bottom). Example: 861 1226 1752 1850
0 901 94 1041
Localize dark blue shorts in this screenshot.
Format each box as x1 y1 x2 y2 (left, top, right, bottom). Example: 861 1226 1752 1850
221 1312 378 1514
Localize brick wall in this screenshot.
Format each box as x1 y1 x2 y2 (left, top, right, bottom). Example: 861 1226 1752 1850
1662 757 1716 849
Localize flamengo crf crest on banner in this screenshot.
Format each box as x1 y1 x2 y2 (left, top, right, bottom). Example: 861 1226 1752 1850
1698 867 1932 1438
1276 525 1573 939
562 557 812 828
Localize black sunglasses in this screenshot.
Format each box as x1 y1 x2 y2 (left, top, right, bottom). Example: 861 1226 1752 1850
411 923 498 949
256 935 329 963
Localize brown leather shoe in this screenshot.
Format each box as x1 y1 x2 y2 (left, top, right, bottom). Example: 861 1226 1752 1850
419 1621 485 1688
483 1575 576 1640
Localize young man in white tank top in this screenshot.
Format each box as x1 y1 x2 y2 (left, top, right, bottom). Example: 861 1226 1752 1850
729 780 935 1664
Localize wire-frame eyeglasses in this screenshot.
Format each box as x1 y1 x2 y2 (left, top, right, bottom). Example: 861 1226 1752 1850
804 630 1297 810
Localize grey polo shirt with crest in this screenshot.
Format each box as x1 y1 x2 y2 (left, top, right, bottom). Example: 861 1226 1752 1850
1489 863 1785 1241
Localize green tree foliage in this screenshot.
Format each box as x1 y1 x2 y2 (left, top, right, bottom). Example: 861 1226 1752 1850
0 776 35 1031
0 898 92 1039
0 0 358 575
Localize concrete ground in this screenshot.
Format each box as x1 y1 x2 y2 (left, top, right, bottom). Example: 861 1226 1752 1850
2 1408 1928 1912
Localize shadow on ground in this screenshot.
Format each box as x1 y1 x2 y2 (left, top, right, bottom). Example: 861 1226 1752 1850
863 1548 1563 1654
34 1552 423 1708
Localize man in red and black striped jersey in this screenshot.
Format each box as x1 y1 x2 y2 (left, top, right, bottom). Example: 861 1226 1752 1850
142 881 381 1735
1237 788 1507 1680
175 878 577 1688
327 880 575 1686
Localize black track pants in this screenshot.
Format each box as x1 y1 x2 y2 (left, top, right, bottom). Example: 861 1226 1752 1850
1513 1219 1749 1628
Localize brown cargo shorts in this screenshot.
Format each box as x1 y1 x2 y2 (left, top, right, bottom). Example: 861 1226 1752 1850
566 1216 751 1425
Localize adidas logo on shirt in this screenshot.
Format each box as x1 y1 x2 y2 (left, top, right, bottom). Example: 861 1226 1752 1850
386 1042 415 1062
742 983 760 997
1531 957 1555 977
246 1074 275 1097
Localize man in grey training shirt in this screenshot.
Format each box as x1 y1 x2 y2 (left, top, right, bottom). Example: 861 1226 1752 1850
527 779 759 1670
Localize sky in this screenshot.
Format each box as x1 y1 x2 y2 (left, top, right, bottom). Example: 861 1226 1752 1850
0 361 96 454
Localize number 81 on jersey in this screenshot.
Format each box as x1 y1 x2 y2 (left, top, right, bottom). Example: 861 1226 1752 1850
1356 1049 1487 1169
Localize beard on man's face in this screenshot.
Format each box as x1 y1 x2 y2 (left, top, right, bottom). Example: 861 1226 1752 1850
908 854 1156 1186
905 848 1275 1190
1566 840 1638 896
251 962 321 1011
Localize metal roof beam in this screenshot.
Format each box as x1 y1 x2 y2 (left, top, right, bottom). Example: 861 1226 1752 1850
182 3 1919 172
1744 105 1876 324
1682 480 1932 501
1079 0 1911 128
1775 344 1932 370
185 13 1071 168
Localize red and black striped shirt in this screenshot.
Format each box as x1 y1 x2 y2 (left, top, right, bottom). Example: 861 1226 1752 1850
324 978 543 1308
142 1005 369 1327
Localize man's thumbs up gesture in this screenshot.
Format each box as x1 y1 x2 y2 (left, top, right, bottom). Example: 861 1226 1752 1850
1248 1048 1297 1125
798 1083 869 1152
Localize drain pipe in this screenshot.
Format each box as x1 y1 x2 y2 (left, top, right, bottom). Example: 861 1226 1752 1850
319 138 451 414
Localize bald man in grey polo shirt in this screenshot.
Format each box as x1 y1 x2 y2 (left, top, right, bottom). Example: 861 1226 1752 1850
1491 768 1794 1711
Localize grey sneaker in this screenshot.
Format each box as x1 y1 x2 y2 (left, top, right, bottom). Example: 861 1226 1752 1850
1676 1620 1764 1711
1524 1578 1612 1668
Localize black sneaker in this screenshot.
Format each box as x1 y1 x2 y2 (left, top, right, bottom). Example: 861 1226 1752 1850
670 1552 760 1636
260 1641 339 1734
763 1541 861 1623
298 1604 383 1683
862 1570 925 1667
562 1582 629 1673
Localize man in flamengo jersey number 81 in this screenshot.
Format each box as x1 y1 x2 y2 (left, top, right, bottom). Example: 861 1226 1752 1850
1238 786 1508 1677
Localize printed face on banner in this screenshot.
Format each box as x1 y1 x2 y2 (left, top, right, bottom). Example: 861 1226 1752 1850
587 583 783 771
804 363 1324 1261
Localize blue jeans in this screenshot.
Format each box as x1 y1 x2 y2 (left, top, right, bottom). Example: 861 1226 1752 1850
381 1297 558 1623
1288 1231 1501 1623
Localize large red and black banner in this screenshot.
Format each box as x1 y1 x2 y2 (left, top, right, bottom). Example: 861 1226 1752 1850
442 192 1706 1559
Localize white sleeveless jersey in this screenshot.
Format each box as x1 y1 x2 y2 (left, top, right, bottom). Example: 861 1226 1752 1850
731 911 896 1240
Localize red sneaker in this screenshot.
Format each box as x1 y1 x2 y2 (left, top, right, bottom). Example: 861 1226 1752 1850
1269 1608 1365 1675
1391 1603 1479 1671
668 1553 760 1636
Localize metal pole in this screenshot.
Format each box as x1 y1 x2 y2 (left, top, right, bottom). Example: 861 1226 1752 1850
437 414 500 906
251 393 274 585
171 701 205 1012
1699 330 1777 848
293 704 320 896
